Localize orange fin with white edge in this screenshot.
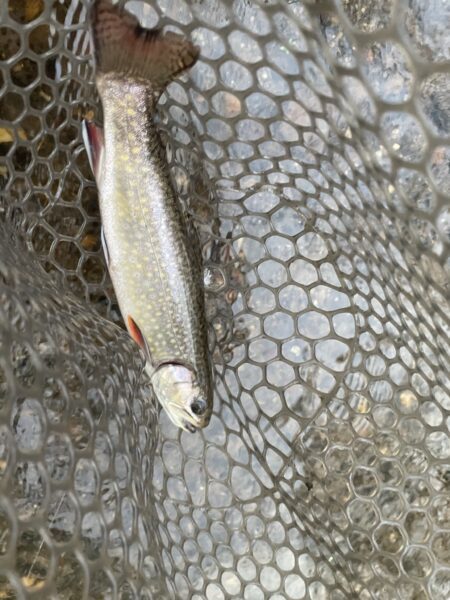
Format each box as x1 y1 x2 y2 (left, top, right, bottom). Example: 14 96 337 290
91 0 199 92
127 315 145 349
127 315 152 364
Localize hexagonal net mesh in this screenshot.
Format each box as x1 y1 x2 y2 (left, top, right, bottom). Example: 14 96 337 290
1 0 450 598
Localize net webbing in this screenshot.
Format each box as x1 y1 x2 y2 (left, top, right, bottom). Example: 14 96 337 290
0 1 449 598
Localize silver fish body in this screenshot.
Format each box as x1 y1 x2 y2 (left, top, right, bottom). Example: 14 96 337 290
88 1 212 431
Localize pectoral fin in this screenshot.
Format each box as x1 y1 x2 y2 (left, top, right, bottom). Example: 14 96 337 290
101 226 110 267
82 119 104 184
127 315 152 365
127 315 145 350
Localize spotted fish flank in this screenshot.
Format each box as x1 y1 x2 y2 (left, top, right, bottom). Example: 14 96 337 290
85 0 212 431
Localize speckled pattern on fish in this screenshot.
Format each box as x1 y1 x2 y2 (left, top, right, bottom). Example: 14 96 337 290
86 0 212 431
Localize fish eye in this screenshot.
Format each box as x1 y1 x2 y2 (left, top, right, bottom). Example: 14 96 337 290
190 399 207 416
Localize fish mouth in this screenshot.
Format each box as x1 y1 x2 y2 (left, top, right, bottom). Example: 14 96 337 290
181 406 204 433
180 403 212 433
183 421 198 434
167 404 203 433
150 362 212 431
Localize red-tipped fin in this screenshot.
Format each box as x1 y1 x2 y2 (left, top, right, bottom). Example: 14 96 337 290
82 120 104 184
127 315 145 350
127 315 152 365
91 0 199 91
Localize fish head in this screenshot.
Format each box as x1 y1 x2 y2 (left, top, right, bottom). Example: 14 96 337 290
126 316 212 432
150 362 212 432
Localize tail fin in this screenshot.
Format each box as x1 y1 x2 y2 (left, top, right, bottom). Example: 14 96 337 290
91 0 199 90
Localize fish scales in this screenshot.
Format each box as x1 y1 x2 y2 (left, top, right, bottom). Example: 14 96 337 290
98 77 207 368
85 0 213 431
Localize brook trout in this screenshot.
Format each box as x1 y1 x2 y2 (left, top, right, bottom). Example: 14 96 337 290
83 0 212 432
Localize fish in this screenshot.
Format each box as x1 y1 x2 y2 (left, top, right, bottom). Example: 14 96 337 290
83 0 212 432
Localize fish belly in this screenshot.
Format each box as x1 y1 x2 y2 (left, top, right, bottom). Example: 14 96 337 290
98 80 206 369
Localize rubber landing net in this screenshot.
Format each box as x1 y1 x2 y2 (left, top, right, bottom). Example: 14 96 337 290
0 1 450 598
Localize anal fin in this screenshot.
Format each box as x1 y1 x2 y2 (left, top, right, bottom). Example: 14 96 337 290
82 120 104 184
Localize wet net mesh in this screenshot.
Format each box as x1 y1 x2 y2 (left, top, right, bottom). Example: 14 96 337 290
1 0 450 598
